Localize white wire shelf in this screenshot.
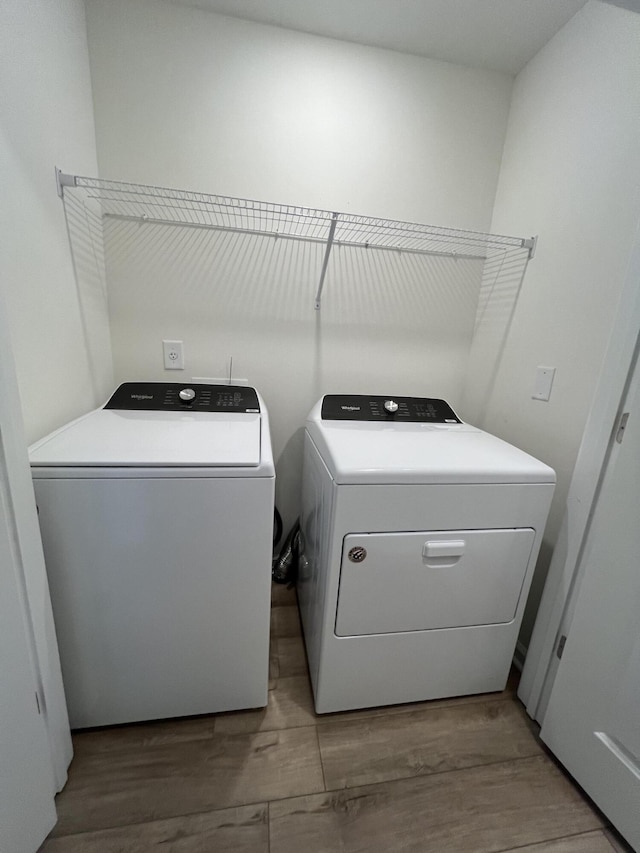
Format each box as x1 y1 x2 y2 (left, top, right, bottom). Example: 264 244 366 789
57 171 536 308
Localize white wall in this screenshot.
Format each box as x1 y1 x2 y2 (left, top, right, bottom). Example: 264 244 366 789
85 0 514 525
463 0 640 645
0 0 113 443
86 0 512 228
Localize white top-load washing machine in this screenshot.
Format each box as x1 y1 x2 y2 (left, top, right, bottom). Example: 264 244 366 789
298 394 555 714
30 382 275 728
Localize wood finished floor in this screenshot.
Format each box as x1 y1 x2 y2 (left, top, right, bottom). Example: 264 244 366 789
40 585 630 853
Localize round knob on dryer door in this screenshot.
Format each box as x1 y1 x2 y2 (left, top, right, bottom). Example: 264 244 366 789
179 388 196 402
384 400 399 413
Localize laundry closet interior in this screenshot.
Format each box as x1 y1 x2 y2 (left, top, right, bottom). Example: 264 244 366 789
3 0 640 851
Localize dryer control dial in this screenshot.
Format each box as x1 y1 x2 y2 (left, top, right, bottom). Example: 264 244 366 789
179 388 196 402
384 400 399 413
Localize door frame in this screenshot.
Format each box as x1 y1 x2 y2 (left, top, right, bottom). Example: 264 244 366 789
0 284 72 791
519 219 640 723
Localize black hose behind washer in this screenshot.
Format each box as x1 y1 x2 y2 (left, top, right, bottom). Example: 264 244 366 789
272 519 300 587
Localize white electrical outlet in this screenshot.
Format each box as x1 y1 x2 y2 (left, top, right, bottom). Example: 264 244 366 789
163 340 184 370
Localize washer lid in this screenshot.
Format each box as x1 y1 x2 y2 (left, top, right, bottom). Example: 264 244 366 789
306 398 556 485
29 408 263 469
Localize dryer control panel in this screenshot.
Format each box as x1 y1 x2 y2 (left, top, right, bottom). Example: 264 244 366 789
321 394 461 423
105 382 260 412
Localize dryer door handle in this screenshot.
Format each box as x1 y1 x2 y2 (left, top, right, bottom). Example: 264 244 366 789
422 539 465 565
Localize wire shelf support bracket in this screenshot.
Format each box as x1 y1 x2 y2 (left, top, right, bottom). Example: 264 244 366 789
524 235 538 260
315 212 339 310
56 168 78 199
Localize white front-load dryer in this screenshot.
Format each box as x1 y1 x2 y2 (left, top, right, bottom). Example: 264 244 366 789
30 382 275 728
298 394 555 713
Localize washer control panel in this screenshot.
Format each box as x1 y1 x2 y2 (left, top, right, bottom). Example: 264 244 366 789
105 382 260 412
321 395 461 423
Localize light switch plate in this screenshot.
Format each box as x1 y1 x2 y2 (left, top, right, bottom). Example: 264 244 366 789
533 366 556 401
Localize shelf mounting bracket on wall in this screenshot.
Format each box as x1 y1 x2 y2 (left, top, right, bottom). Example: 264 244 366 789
55 167 77 199
524 235 538 260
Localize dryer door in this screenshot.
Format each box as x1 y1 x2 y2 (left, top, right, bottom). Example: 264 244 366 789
335 528 535 636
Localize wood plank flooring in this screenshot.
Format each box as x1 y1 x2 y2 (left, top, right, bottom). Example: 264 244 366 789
39 585 628 853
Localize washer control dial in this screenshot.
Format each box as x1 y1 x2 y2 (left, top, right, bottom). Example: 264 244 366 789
384 399 399 413
179 388 196 402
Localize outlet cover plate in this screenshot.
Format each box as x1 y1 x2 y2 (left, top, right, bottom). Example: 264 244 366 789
163 340 184 370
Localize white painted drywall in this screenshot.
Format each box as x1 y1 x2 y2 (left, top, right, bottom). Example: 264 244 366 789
0 0 113 444
86 0 512 228
462 0 640 645
85 0 514 526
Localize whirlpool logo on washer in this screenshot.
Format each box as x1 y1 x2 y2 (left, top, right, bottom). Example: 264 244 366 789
348 546 367 563
341 406 360 411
